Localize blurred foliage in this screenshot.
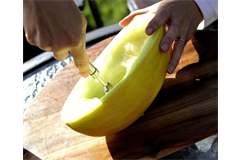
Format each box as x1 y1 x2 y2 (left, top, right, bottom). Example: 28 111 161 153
82 0 130 32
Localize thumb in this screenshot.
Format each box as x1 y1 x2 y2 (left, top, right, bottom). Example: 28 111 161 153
119 2 162 27
119 10 148 27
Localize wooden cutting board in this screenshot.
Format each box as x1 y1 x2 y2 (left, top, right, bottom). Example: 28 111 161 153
23 30 218 160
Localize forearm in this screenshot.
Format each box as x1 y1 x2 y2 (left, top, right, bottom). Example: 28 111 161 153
23 0 90 77
194 0 218 29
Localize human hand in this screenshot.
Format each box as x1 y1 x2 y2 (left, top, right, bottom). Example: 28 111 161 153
23 0 89 77
119 0 203 74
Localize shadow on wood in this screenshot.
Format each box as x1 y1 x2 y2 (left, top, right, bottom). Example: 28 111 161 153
105 30 218 159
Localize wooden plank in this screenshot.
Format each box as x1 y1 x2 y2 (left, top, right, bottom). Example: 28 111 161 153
23 30 217 159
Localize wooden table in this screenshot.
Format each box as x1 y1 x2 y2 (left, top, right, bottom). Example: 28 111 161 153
23 30 218 159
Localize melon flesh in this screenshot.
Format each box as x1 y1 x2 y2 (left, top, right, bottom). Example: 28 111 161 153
61 13 170 136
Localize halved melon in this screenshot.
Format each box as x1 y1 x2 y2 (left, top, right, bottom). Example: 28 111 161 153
61 13 170 136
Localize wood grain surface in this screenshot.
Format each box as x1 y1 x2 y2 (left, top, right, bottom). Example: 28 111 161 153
23 30 218 160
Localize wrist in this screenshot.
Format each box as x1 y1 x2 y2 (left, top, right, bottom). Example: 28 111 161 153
192 0 204 30
194 0 218 29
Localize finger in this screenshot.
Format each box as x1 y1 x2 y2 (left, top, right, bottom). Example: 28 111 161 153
145 6 170 35
119 10 148 27
70 46 89 78
167 40 185 74
25 31 53 51
53 48 69 61
37 42 53 52
160 21 180 52
119 2 163 27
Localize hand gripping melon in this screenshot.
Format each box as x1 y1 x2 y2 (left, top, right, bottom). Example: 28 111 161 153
61 13 170 136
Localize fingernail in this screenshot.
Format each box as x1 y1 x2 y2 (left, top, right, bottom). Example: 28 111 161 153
161 43 169 52
168 65 174 74
146 27 153 35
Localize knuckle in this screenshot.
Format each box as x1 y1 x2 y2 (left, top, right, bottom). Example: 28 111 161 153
171 53 180 66
150 18 161 28
67 33 81 48
171 22 181 30
179 41 186 48
74 60 90 77
163 28 180 44
53 54 63 61
160 9 170 19
163 35 174 45
169 27 180 38
170 56 180 67
25 33 35 45
54 55 66 61
38 42 52 51
53 50 68 61
71 36 80 47
74 60 88 69
175 39 186 48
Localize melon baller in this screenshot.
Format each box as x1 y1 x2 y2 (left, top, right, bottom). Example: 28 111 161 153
88 62 113 93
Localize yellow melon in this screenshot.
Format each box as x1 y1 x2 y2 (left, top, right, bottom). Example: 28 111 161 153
61 13 170 136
